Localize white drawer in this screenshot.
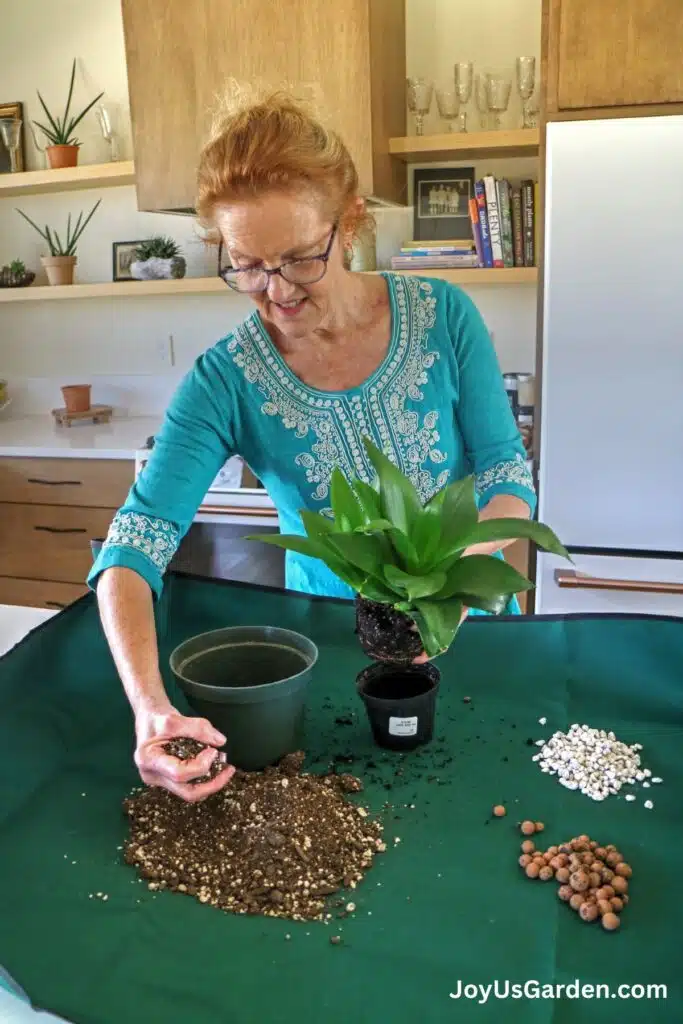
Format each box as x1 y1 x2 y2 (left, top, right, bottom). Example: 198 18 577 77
536 553 683 617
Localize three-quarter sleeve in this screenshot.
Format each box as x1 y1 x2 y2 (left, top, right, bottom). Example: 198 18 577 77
88 348 235 598
447 286 536 514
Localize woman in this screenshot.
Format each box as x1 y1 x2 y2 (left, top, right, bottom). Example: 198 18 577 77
89 92 536 803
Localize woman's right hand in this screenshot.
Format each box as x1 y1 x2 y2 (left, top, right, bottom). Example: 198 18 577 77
134 705 236 803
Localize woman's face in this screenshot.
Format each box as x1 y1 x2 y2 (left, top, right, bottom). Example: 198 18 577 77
215 191 347 340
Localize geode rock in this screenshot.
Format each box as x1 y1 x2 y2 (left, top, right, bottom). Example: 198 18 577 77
130 256 186 280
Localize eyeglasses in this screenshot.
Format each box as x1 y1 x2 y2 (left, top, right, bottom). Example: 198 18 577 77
218 223 338 293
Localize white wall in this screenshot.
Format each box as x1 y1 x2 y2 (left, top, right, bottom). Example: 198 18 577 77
0 0 541 415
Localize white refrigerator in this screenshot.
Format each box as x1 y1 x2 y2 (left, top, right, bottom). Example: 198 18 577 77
535 116 683 616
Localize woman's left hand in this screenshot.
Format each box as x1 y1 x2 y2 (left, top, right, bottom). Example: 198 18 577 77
413 604 469 664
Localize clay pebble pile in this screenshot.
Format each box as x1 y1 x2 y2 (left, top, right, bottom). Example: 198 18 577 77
123 748 384 921
517 822 632 932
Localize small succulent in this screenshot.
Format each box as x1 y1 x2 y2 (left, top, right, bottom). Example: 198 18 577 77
249 438 568 659
134 236 182 261
15 200 101 257
0 259 35 288
9 259 26 276
33 59 104 147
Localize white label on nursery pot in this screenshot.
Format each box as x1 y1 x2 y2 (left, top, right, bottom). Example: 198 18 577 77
389 716 418 737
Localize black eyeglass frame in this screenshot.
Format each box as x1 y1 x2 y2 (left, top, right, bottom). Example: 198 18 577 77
217 222 339 292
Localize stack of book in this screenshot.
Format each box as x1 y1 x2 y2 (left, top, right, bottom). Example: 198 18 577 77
390 242 479 271
469 176 538 269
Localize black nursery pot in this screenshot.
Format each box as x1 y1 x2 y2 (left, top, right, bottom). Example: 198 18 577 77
356 661 441 752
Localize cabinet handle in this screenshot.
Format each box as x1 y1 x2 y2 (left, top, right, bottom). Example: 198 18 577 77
27 477 82 487
45 601 66 609
554 569 683 595
199 504 278 518
34 525 88 535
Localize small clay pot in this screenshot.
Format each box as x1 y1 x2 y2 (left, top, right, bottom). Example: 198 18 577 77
357 661 441 751
46 144 79 169
61 384 91 413
42 255 76 286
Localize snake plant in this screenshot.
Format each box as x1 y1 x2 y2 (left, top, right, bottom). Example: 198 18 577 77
16 200 101 257
33 60 104 147
249 438 568 658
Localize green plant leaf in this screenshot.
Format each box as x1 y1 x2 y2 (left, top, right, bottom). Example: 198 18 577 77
327 531 385 578
65 90 105 139
458 518 570 560
435 553 533 602
410 507 442 569
458 591 511 615
15 209 50 245
413 599 464 658
36 92 63 141
32 120 60 145
357 578 400 604
386 528 420 573
437 476 479 555
246 532 364 590
62 59 77 140
354 518 394 534
384 565 447 602
352 478 382 523
330 467 363 532
299 509 335 539
66 199 101 255
363 437 421 537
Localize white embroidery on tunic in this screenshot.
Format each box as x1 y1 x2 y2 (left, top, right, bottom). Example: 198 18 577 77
226 275 450 503
475 454 534 497
103 510 180 574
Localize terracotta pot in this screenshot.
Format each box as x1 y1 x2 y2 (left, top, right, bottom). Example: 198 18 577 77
61 384 91 414
46 144 79 169
41 255 76 286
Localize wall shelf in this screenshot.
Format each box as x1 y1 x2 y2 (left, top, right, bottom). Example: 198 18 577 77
0 268 537 303
0 161 136 197
389 128 539 163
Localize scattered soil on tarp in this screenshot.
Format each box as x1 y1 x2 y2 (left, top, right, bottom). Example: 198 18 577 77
123 750 384 921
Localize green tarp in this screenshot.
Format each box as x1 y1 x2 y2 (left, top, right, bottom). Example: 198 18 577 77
0 574 681 1023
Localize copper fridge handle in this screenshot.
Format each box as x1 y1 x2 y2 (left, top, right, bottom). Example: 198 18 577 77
198 504 279 518
554 569 683 596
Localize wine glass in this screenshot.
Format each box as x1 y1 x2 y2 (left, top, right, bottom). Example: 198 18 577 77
407 77 433 136
96 104 120 161
474 73 492 130
453 62 474 132
486 73 512 130
516 57 536 129
0 118 22 172
28 122 48 168
435 88 460 132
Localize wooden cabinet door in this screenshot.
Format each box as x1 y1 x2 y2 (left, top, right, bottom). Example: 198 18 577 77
0 504 116 584
546 0 683 115
121 0 405 211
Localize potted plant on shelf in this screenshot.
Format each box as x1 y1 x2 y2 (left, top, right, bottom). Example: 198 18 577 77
0 259 35 288
32 60 104 169
130 236 187 280
248 438 568 750
16 200 101 286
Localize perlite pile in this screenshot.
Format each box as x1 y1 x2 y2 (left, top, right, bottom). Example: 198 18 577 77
123 749 384 922
532 723 662 803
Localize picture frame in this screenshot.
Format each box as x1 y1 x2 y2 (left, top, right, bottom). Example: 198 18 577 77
112 240 144 281
413 166 475 242
0 101 25 174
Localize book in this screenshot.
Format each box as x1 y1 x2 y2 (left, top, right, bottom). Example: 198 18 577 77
511 187 524 267
391 254 479 268
468 198 484 268
497 179 514 268
474 180 493 268
522 179 535 266
483 175 504 268
399 246 475 256
401 239 474 249
534 182 540 264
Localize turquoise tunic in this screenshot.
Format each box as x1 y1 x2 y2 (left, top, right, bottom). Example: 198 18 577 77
88 274 536 604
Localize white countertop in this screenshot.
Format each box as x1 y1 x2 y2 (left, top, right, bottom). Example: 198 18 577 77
0 604 57 658
0 414 160 459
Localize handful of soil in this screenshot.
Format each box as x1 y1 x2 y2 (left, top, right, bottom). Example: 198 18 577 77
123 749 384 921
162 737 225 784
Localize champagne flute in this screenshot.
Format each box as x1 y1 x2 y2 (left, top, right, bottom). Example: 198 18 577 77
435 88 460 132
407 77 433 136
453 62 474 132
96 104 119 161
516 57 536 129
474 73 492 130
0 118 22 172
486 73 512 130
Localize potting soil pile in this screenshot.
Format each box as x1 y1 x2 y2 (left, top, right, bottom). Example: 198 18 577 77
123 749 383 921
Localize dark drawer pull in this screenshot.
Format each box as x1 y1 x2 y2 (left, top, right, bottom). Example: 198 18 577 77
45 601 67 609
27 478 82 486
34 525 88 534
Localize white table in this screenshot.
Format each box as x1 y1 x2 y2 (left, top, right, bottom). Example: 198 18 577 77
0 605 57 658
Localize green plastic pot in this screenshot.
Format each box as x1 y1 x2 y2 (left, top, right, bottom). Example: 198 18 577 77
169 625 318 771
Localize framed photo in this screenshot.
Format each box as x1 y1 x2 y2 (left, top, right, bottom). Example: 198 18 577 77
413 166 475 242
0 102 25 174
112 240 143 281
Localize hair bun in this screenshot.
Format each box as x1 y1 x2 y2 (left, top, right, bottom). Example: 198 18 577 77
208 77 331 143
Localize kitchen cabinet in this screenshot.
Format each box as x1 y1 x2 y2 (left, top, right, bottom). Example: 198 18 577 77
0 458 132 609
536 553 683 616
121 0 406 212
544 0 683 119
